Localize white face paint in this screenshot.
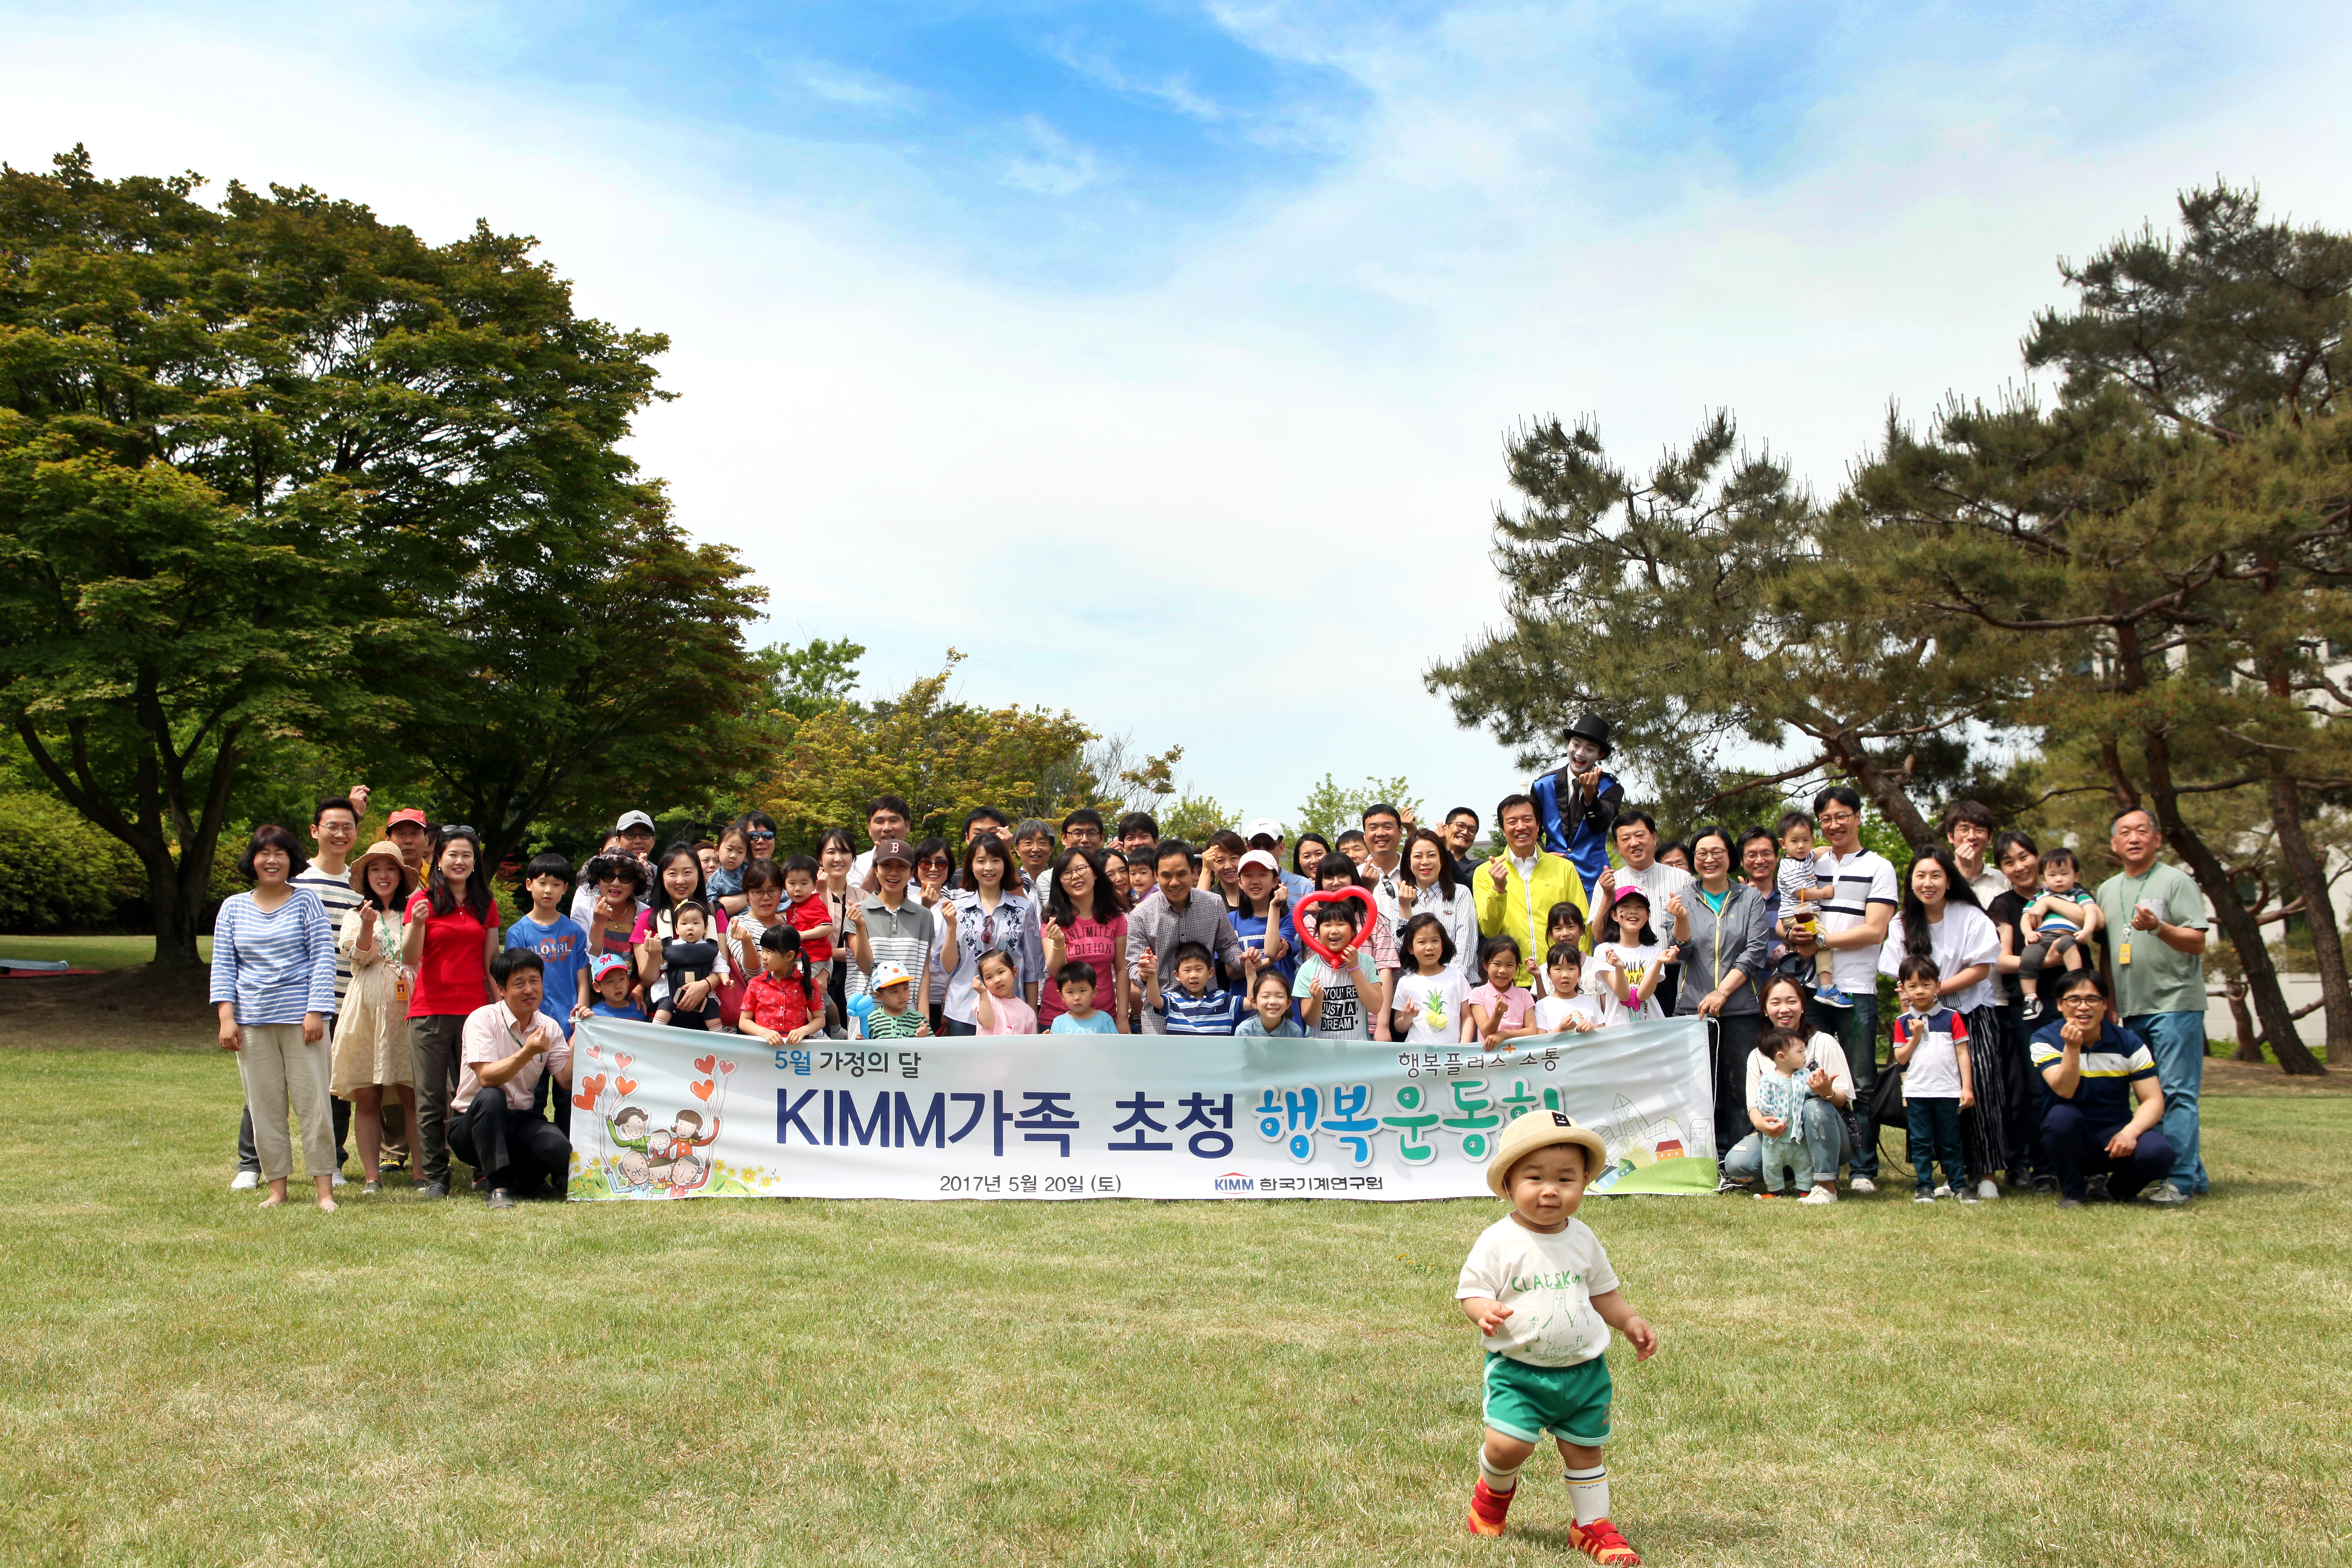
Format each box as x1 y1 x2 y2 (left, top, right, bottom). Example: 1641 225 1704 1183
1567 737 1602 771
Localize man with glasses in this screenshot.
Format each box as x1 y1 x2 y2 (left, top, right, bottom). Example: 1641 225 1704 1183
2030 969 2170 1208
2094 806 2208 1204
1441 807 1484 886
1942 800 2006 905
1787 786 1898 1192
1061 809 1106 853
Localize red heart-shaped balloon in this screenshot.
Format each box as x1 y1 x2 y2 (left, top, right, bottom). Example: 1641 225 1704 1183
583 1073 607 1099
614 1053 632 1070
614 1077 638 1097
572 1089 596 1111
691 1079 715 1102
718 1061 735 1074
1292 886 1377 969
694 1054 717 1075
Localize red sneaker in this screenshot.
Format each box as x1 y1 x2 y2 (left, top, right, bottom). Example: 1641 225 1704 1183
1567 1517 1641 1564
1466 1478 1515 1537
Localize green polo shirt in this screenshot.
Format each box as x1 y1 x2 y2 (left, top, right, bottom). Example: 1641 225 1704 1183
2095 861 2206 1017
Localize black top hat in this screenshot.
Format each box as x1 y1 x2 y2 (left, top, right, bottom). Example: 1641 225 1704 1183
1564 713 1612 758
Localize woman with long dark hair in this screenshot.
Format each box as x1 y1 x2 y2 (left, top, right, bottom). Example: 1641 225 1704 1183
1878 846 2009 1198
816 827 859 1034
398 825 500 1199
634 841 731 1020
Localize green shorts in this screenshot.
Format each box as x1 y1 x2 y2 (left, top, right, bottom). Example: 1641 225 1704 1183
1482 1351 1612 1447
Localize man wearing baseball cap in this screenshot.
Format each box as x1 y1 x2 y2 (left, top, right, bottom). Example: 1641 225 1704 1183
613 810 657 858
1243 818 1315 906
384 809 432 877
846 840 951 1022
1531 713 1624 903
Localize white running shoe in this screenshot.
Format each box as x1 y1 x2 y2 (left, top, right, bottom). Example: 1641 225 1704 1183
1933 1183 1953 1198
1798 1186 1838 1205
1976 1179 2000 1200
1849 1177 1877 1194
228 1171 259 1192
330 1171 349 1188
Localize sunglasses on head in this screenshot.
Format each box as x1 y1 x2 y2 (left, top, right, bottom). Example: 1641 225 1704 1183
441 825 477 839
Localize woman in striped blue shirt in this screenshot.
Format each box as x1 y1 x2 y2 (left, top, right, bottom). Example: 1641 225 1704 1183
210 825 340 1210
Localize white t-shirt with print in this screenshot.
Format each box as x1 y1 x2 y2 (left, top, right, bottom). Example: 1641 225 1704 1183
1394 970 1471 1044
1294 951 1380 1040
1592 941 1668 1025
1455 1213 1620 1367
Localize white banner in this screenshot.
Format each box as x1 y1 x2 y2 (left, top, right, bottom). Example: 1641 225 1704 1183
564 1017 1717 1202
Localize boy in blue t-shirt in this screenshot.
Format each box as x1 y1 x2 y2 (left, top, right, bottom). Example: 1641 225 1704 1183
1145 941 1242 1035
509 853 592 1130
586 955 643 1020
1047 961 1121 1035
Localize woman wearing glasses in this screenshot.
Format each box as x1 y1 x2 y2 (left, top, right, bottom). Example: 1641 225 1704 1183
939 832 1044 1035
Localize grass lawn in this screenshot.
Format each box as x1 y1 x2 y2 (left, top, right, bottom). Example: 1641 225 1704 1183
0 933 202 971
2 1038 2347 1568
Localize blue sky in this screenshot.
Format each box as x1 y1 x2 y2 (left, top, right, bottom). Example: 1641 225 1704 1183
4 1 2347 829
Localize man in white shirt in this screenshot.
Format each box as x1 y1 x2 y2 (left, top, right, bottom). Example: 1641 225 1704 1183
1942 800 2007 905
1789 786 1899 1190
1596 812 1695 1014
450 948 575 1208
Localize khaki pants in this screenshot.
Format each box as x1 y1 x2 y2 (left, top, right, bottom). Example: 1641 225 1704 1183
235 1023 335 1182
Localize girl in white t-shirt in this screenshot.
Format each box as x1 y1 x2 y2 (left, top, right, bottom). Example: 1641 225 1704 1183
1593 887 1673 1026
1391 912 1473 1044
1533 943 1604 1033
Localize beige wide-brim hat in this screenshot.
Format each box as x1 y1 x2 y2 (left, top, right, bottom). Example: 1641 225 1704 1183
1486 1110 1612 1197
348 840 417 902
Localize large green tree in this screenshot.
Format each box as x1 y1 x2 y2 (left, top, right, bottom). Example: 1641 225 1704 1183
0 148 742 955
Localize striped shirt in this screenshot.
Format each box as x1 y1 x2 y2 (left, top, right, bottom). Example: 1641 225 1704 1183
1817 848 1898 993
2030 1019 2159 1124
209 889 338 1024
848 895 937 1000
1158 984 1244 1035
291 864 364 1008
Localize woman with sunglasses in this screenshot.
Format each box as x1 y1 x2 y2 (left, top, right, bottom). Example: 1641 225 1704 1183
910 836 958 1029
939 832 1044 1036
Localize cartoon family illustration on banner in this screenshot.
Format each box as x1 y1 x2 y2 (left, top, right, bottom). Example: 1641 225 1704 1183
568 1036 784 1198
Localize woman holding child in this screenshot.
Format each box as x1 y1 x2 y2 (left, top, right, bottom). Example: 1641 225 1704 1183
1877 847 2009 1199
940 833 1045 1035
1719 974 1857 1201
1666 826 1772 1159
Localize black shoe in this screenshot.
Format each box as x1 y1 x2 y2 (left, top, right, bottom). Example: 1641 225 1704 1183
2030 1176 2058 1194
486 1189 517 1210
415 1180 449 1199
470 1174 490 1193
2057 1196 2085 1210
2086 1174 2112 1203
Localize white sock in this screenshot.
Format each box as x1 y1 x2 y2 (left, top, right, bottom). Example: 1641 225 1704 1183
1478 1448 1524 1493
1565 1465 1609 1524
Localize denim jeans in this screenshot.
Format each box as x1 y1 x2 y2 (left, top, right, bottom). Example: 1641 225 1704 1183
1721 1099 1853 1188
2124 1010 2208 1194
1810 990 1880 1178
1906 1097 1968 1192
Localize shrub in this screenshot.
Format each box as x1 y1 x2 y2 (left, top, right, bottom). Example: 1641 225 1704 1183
0 792 145 931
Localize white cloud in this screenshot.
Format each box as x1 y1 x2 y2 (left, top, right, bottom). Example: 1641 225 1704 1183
4 2 2349 833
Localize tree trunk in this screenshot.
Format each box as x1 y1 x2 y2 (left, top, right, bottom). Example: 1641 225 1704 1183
2267 768 2350 1060
2146 794 2327 1074
2223 978 2264 1062
147 847 209 969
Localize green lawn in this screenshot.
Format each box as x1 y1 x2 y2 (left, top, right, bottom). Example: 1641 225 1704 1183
2 1048 2346 1567
0 933 204 970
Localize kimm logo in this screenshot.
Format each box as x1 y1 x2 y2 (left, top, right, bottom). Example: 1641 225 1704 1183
1213 1172 1255 1194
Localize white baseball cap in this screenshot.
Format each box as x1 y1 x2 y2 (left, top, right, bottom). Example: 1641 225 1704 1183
868 962 914 992
1239 849 1281 874
1244 817 1284 845
614 810 655 832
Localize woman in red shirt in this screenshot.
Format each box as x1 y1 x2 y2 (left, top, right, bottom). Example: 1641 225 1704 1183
399 825 500 1198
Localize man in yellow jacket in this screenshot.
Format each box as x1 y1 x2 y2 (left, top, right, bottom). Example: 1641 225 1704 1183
1474 794 1591 988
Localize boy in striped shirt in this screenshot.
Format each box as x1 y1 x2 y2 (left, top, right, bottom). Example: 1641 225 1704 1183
1143 941 1243 1034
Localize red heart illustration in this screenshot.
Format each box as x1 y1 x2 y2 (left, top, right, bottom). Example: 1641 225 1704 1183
614 1077 638 1096
691 1079 715 1102
718 1061 735 1075
1292 886 1378 968
582 1073 606 1098
572 1089 596 1110
614 1053 632 1070
694 1055 716 1075
585 1044 602 1060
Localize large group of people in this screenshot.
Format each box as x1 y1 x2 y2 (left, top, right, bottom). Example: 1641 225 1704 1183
207 713 2214 1212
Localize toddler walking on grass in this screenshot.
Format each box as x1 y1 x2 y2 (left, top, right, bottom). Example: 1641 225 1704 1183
1457 1111 1660 1562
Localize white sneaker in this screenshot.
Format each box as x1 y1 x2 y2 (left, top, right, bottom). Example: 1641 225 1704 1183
330 1171 349 1188
1933 1183 1952 1198
228 1171 260 1191
1976 1179 2000 1200
1798 1186 1838 1205
1849 1177 1876 1194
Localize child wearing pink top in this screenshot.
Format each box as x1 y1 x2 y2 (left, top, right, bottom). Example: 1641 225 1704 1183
972 949 1039 1035
1467 935 1541 1045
